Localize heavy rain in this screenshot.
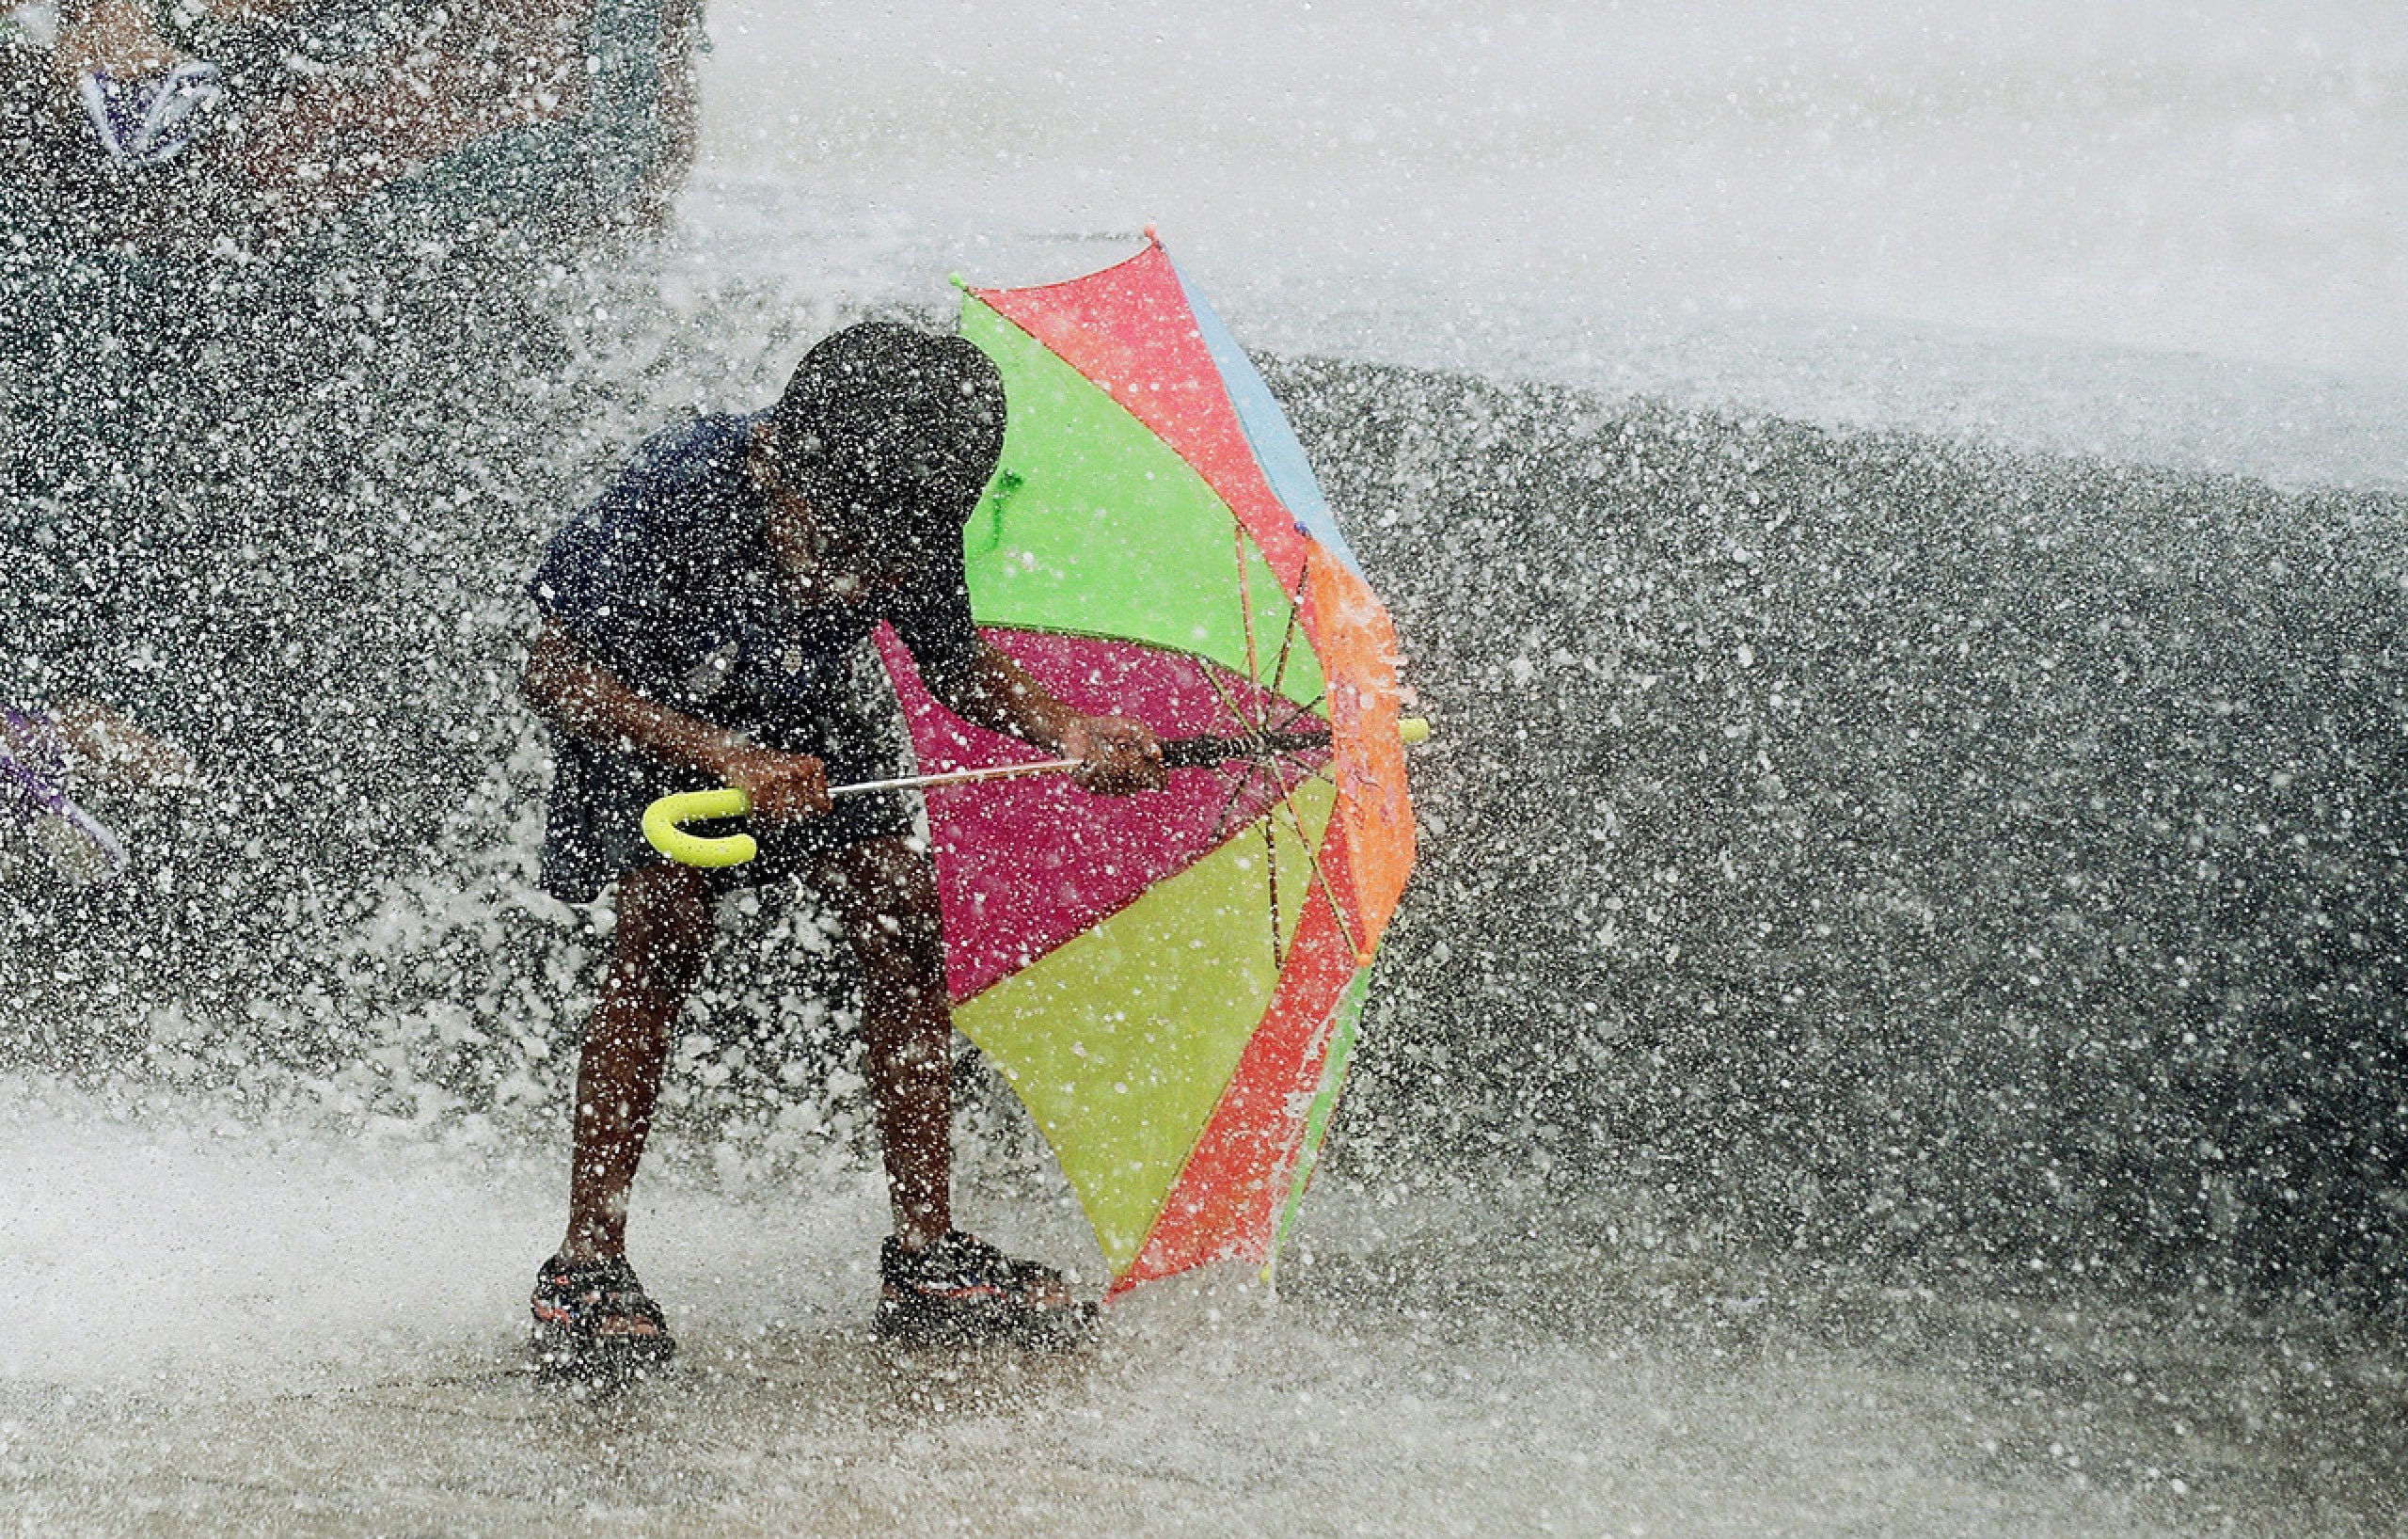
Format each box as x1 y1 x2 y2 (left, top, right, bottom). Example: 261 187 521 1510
3 1 2404 1534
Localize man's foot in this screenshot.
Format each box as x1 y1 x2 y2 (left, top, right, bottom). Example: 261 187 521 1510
530 1253 676 1377
77 59 222 167
876 1231 1097 1349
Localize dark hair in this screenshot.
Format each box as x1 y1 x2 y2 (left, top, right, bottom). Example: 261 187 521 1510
770 321 1006 541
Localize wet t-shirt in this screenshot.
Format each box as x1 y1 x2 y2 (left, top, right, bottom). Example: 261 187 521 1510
528 410 982 716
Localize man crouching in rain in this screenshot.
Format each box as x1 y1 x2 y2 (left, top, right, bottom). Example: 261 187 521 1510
521 320 1164 1372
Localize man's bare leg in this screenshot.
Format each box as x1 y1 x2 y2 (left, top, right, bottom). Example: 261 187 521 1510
824 834 955 1250
824 834 1077 1318
561 860 714 1264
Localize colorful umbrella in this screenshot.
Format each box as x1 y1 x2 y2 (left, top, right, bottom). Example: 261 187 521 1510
879 234 1420 1299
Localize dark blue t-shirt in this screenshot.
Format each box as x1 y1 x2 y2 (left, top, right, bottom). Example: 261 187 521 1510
529 411 982 713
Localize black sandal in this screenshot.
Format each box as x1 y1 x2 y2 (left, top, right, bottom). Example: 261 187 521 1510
531 1253 676 1375
876 1231 1097 1349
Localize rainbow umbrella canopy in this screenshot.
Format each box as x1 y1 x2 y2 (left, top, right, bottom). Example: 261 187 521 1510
875 235 1418 1299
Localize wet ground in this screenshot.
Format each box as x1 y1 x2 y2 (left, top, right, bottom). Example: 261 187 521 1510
5 1077 2403 1538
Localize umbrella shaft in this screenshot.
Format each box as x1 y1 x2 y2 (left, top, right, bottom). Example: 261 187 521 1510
1159 728 1332 769
833 728 1344 799
830 759 1083 799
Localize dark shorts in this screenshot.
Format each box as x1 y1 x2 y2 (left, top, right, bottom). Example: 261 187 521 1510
537 644 923 904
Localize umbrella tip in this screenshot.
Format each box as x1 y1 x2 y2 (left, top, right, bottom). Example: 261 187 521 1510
946 271 971 293
1144 223 1161 246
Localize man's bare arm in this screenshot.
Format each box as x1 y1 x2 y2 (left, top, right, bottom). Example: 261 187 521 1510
936 639 1165 793
522 620 831 820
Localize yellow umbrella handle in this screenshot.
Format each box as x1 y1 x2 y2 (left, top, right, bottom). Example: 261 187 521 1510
640 764 1075 869
642 786 757 868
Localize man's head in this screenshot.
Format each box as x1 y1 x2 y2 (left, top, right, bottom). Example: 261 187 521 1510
766 321 1007 563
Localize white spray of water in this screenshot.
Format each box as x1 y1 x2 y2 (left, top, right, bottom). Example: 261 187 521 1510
7 4 2406 1533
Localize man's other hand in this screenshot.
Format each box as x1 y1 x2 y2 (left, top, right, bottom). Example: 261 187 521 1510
718 745 832 822
1061 716 1166 795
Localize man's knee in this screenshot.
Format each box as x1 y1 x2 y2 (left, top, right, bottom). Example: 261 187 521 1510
610 862 715 1001
866 1022 948 1084
829 837 945 976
